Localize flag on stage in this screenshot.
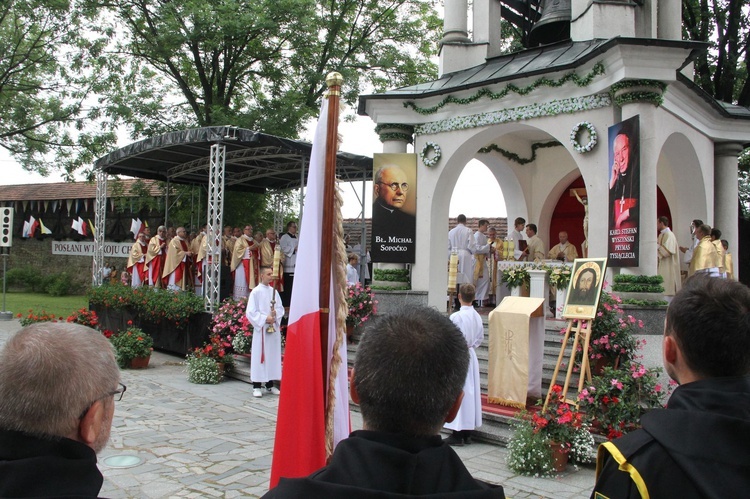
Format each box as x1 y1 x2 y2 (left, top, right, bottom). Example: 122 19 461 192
130 218 142 239
269 96 350 488
29 217 39 237
22 216 37 238
72 216 87 236
88 219 96 238
38 219 52 235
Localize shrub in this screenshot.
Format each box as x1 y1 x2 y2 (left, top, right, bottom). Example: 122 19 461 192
5 266 43 292
186 355 222 384
612 274 664 293
45 272 74 296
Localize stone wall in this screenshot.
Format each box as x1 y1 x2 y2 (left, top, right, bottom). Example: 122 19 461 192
6 238 128 292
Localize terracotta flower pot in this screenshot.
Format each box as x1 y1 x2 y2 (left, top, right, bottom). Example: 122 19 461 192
592 355 621 376
129 356 151 369
550 441 569 472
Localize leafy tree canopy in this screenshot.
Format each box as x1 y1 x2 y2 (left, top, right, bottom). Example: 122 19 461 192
1 0 441 177
83 0 441 138
0 0 119 177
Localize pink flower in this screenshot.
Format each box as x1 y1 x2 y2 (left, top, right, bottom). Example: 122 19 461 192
611 379 623 390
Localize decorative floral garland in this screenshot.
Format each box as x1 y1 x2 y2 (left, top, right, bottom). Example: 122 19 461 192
420 142 442 167
374 123 415 144
611 80 667 107
403 63 605 115
478 141 562 165
377 132 413 144
570 122 598 153
414 93 612 136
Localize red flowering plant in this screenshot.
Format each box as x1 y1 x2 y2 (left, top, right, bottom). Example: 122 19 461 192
66 308 99 329
578 362 671 439
110 321 154 368
531 385 586 447
346 282 377 328
563 291 643 373
189 333 235 367
507 385 595 476
17 310 61 327
210 297 251 354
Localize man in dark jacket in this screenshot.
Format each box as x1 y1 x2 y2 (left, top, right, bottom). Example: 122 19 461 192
591 275 750 499
265 306 505 498
0 322 122 498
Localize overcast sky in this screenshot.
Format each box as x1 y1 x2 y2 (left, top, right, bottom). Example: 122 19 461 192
0 113 507 219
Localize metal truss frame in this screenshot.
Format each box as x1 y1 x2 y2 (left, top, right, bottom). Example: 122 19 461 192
203 143 226 313
92 168 107 286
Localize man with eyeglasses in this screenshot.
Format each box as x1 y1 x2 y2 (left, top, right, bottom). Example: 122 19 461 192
371 165 416 262
0 322 122 497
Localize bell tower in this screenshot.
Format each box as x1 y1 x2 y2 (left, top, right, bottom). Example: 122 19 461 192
439 0 683 76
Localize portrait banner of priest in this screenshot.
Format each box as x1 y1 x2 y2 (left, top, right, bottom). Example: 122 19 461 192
607 116 640 267
562 258 608 320
370 153 417 263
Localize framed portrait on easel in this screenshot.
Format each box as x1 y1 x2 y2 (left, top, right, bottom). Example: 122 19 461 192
562 258 608 320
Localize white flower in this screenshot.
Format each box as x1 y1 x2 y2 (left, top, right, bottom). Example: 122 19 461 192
570 121 598 154
420 142 442 167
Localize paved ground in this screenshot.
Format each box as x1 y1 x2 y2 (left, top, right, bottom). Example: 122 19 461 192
0 319 596 498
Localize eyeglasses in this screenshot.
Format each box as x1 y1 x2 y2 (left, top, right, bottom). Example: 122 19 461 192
378 182 409 192
112 382 127 402
79 382 126 419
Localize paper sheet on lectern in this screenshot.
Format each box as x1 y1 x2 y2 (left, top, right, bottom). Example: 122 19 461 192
487 297 545 408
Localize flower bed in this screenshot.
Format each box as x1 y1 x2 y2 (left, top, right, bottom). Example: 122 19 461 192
89 284 211 356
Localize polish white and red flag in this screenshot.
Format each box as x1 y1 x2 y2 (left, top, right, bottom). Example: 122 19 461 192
269 97 350 487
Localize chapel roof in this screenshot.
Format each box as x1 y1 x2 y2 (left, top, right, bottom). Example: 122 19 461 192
358 37 750 121
0 179 162 202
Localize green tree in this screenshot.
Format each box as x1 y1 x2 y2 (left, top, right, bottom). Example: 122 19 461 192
0 0 118 176
682 0 749 106
84 0 441 139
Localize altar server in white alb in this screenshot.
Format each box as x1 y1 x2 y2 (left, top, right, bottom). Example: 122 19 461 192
246 266 285 398
443 284 483 446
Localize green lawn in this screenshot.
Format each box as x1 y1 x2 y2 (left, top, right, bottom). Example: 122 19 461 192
1 292 88 319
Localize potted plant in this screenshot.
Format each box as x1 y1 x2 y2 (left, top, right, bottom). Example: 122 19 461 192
578 362 670 439
346 282 377 339
188 334 234 375
501 267 529 295
210 297 252 354
507 385 595 475
110 323 154 369
185 353 222 384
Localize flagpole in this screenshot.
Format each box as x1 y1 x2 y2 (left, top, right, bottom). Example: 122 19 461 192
319 72 343 403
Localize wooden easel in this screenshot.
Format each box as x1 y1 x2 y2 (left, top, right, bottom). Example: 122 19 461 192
543 318 594 411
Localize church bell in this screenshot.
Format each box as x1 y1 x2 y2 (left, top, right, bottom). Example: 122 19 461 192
528 0 571 47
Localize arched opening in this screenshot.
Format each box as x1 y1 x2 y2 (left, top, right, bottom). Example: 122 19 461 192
548 176 673 258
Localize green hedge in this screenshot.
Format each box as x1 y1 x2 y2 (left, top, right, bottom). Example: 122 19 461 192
621 299 668 307
373 268 410 282
613 274 663 284
5 266 76 296
612 274 664 293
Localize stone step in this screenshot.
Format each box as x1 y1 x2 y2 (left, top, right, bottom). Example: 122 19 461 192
228 323 592 446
